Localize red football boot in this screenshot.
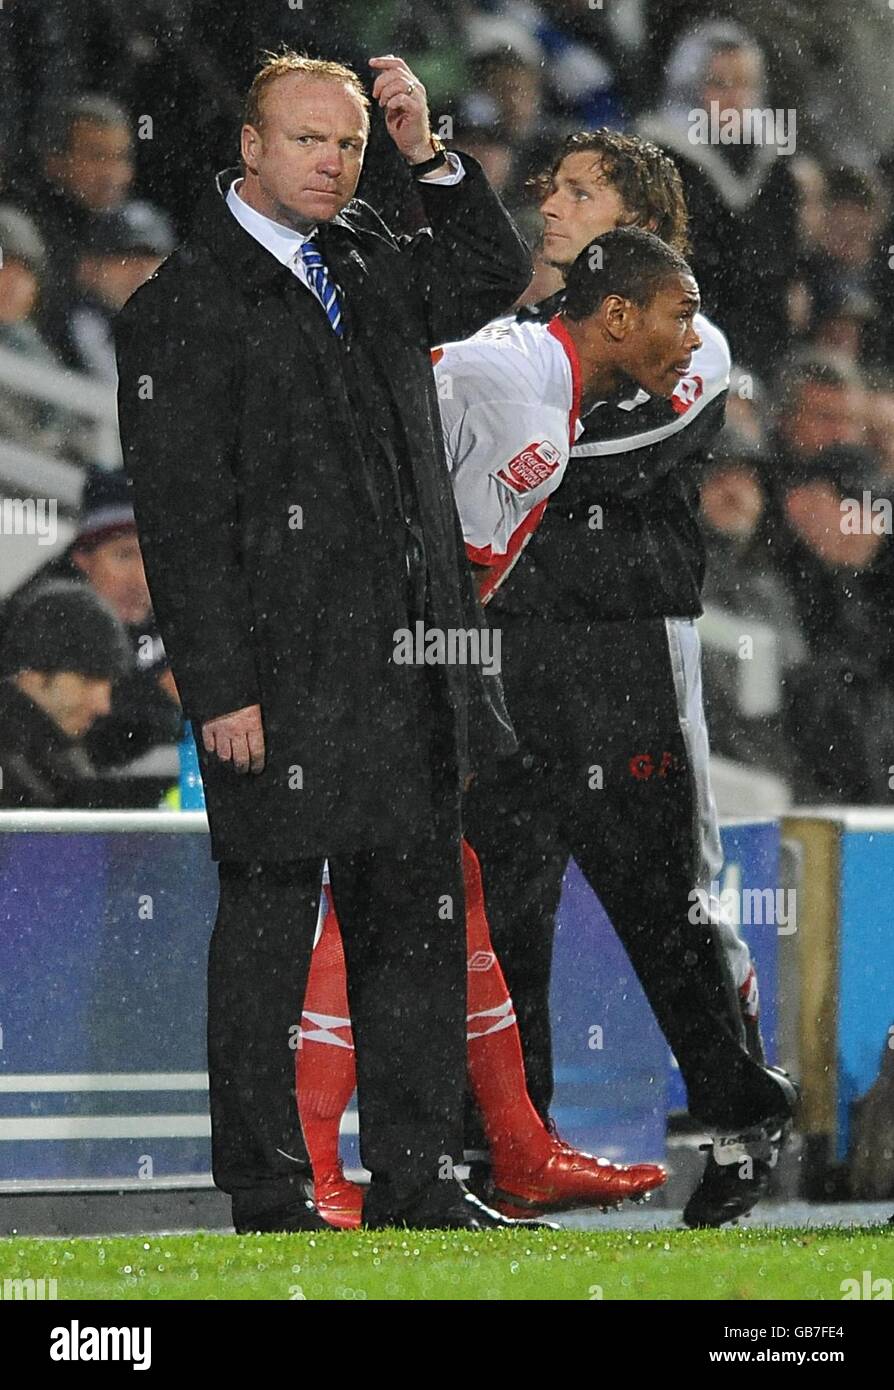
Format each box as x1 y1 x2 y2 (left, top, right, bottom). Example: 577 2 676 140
313 1164 364 1230
492 1131 667 1217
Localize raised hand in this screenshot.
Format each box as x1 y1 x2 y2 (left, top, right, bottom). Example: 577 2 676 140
369 54 434 164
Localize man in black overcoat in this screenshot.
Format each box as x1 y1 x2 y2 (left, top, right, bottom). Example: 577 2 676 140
114 50 530 1232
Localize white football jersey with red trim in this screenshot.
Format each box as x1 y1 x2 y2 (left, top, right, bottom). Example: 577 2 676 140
433 317 580 564
433 311 729 601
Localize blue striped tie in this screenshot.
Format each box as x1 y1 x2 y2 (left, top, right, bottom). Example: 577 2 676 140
299 238 344 338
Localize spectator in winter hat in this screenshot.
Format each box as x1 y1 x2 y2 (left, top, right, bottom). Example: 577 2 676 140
69 203 175 380
0 580 131 808
0 468 183 775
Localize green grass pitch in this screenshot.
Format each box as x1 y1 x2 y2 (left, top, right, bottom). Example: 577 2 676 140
1 1226 892 1300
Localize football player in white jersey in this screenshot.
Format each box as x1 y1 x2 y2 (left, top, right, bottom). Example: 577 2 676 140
432 227 728 603
461 132 798 1230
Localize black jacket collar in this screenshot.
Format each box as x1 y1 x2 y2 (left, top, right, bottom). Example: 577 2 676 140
517 288 565 323
190 167 365 291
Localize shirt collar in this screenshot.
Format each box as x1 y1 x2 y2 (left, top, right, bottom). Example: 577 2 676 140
225 175 317 267
546 315 583 445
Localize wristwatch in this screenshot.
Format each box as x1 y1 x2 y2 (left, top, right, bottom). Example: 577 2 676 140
410 136 450 176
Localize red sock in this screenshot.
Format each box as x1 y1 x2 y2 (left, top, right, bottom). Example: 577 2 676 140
295 884 356 1177
296 851 554 1180
462 839 552 1172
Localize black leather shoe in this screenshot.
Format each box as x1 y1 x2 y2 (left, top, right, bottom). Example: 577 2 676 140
463 1159 495 1207
364 1182 557 1231
683 1068 800 1229
233 1193 332 1234
682 1139 777 1228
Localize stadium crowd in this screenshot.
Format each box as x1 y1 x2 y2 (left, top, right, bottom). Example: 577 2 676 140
2 0 894 809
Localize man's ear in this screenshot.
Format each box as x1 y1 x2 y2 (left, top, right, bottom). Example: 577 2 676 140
240 123 261 174
602 294 634 343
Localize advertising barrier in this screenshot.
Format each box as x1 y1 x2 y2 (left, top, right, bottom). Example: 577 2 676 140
5 808 879 1189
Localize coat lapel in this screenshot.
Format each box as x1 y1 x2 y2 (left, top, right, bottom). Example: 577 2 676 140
319 219 440 485
191 168 286 293
317 219 379 347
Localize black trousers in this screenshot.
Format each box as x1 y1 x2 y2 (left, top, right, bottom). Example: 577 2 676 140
464 613 782 1133
207 713 466 1222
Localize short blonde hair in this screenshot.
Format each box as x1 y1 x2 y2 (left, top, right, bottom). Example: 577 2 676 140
243 48 370 135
